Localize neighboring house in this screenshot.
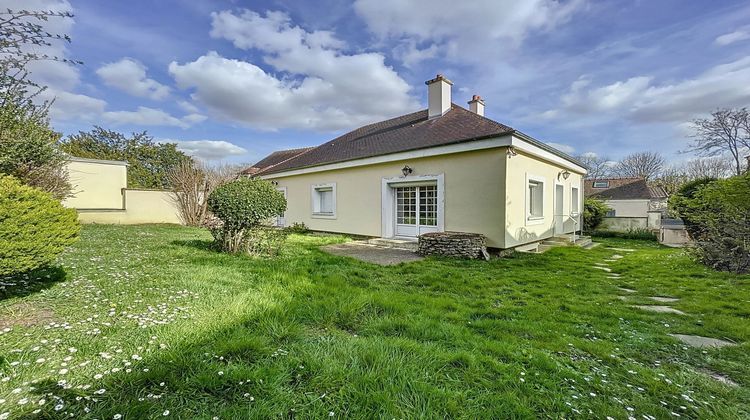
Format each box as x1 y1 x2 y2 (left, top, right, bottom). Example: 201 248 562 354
248 74 587 251
63 157 182 224
584 177 667 231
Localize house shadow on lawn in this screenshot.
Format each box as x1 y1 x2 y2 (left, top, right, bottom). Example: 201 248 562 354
0 266 67 302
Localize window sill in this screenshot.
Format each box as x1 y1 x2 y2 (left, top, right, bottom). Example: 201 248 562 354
526 216 545 226
312 212 337 219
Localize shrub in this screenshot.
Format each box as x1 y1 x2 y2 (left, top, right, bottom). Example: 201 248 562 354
674 173 749 273
0 175 80 276
583 197 609 232
207 178 287 254
286 222 310 234
668 177 716 238
591 228 658 241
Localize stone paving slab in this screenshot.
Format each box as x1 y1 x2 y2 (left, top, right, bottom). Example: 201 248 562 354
322 242 424 266
592 266 612 272
670 334 737 348
649 296 679 303
617 287 636 293
607 248 635 252
611 254 624 259
633 305 686 315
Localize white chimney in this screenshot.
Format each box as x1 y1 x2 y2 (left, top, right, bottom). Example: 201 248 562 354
425 74 452 119
468 95 485 117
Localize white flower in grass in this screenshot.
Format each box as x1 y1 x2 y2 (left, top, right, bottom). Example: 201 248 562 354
218 371 224 376
36 358 46 363
163 410 170 416
94 374 103 379
0 412 9 420
94 389 106 394
329 412 334 417
54 404 64 411
18 398 28 405
113 414 122 419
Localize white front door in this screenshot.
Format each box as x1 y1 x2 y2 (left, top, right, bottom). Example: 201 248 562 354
554 184 564 234
394 185 439 238
276 188 287 227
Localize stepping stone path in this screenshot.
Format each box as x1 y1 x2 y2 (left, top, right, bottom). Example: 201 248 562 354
610 254 624 259
617 287 636 293
633 305 687 315
592 266 612 272
649 296 679 303
670 334 736 348
607 248 635 252
699 370 739 387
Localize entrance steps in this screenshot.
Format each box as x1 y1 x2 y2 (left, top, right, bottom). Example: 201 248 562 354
367 238 418 252
525 235 594 253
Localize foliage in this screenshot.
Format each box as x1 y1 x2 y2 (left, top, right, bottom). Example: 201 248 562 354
167 160 239 227
0 8 80 92
590 228 658 241
614 151 665 180
583 197 610 231
61 127 189 189
668 177 716 235
0 85 70 199
286 222 310 234
673 173 750 273
3 224 750 418
207 178 287 254
687 108 750 176
0 175 79 276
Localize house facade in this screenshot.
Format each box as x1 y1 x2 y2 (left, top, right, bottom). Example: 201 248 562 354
250 75 587 250
584 177 667 231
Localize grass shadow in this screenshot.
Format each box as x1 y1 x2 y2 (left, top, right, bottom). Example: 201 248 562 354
0 266 67 302
171 239 216 252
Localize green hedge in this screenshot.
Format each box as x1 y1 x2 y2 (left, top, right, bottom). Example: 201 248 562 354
591 228 658 241
583 197 609 232
0 175 80 276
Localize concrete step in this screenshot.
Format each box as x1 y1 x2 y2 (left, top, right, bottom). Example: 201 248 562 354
367 238 418 251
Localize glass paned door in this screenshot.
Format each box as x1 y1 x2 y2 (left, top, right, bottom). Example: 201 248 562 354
395 185 438 237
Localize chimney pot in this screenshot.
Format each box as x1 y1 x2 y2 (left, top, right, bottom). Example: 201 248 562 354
425 74 453 119
468 94 485 117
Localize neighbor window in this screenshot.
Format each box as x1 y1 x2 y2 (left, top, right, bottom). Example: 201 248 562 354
606 209 616 217
311 183 336 218
527 179 544 220
571 186 580 214
593 181 609 188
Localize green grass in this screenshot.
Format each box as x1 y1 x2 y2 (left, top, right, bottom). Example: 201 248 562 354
1 224 748 419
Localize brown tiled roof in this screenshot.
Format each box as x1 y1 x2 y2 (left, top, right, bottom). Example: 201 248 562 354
241 147 314 175
256 104 515 175
584 178 667 200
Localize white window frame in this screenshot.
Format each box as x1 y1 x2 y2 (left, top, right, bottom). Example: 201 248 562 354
311 182 337 219
381 174 444 238
525 174 546 226
275 186 288 227
593 180 609 188
570 186 580 216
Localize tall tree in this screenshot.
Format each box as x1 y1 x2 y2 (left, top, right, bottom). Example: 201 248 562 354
575 153 614 180
615 152 665 180
687 108 750 176
62 127 190 189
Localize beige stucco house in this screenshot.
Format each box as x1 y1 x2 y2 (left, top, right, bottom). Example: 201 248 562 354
249 75 587 250
584 177 667 231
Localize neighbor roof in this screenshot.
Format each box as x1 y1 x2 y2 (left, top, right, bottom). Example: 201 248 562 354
240 147 314 175
251 104 582 176
584 178 667 200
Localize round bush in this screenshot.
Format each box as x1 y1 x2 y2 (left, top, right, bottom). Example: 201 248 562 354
583 197 609 232
207 178 287 230
0 175 80 276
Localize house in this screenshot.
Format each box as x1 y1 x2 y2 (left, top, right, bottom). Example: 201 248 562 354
249 74 587 251
584 177 667 231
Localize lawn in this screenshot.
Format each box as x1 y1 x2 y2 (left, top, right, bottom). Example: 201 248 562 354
0 224 748 419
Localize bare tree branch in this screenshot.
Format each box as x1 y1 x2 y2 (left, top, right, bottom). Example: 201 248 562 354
614 151 665 180
687 108 750 176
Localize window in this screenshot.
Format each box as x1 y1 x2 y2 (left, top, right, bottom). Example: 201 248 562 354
571 186 580 214
593 181 609 188
527 178 544 220
606 209 616 217
311 183 336 218
419 185 438 226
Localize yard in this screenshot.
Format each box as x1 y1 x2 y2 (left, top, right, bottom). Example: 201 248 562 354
0 225 748 419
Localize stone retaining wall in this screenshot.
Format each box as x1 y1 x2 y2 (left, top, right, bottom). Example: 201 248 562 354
417 232 488 260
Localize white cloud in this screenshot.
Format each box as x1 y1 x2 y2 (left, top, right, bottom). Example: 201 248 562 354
40 89 107 121
169 10 418 131
549 56 750 123
714 28 750 46
393 41 439 69
96 58 170 100
354 0 585 62
102 106 201 129
546 142 575 154
164 139 248 160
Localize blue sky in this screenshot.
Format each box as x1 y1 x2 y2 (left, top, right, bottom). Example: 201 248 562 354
8 0 750 164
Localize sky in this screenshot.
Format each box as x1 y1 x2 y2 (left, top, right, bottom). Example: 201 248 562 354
6 0 750 165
